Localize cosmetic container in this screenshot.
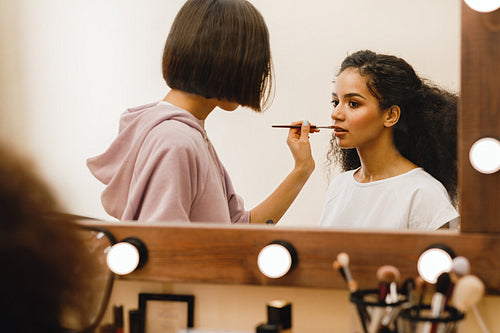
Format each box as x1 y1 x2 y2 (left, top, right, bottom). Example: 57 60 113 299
267 300 291 331
350 289 408 333
129 309 140 333
256 323 281 333
113 305 123 333
398 305 464 333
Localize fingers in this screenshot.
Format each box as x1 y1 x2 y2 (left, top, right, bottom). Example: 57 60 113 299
286 121 315 172
286 120 319 145
299 120 311 141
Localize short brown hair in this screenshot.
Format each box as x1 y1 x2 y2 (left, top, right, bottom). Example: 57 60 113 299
162 0 273 111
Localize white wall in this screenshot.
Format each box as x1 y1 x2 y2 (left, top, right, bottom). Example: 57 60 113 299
103 279 500 333
0 0 460 226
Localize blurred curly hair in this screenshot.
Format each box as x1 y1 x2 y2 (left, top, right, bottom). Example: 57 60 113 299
0 145 96 332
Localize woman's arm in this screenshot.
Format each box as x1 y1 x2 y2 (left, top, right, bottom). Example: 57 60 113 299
249 121 317 223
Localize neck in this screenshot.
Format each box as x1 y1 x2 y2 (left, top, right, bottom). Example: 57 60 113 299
355 135 417 182
163 89 217 120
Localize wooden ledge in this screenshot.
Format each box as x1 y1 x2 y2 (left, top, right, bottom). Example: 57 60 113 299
79 220 500 295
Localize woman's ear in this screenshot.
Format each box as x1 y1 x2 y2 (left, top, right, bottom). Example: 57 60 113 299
384 105 401 128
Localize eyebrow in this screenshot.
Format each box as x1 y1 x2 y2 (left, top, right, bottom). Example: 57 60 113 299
332 92 367 100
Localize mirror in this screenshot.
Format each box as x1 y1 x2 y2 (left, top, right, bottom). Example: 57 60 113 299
0 1 460 228
61 224 116 332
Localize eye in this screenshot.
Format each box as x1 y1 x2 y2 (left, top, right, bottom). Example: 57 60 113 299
348 100 359 108
331 99 339 107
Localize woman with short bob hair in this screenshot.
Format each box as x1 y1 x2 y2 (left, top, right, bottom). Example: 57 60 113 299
162 0 273 111
88 0 316 224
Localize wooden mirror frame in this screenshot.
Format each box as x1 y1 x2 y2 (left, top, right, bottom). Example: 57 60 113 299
81 3 500 294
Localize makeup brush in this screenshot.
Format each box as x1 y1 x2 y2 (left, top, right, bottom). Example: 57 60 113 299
272 124 334 129
332 260 347 282
336 252 358 292
451 256 471 280
376 265 401 303
445 256 471 307
401 277 419 333
333 259 367 332
332 259 358 291
422 272 452 333
453 276 485 310
401 277 416 307
452 275 489 333
415 276 427 310
368 265 401 333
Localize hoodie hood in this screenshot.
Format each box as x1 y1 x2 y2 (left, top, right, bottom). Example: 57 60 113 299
87 101 205 218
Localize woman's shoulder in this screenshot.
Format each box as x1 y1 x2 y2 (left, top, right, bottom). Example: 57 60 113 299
132 123 207 170
325 169 357 197
403 168 445 186
145 116 206 150
328 169 357 185
395 168 451 199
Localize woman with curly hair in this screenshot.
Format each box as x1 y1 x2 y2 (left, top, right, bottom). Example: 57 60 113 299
319 50 459 230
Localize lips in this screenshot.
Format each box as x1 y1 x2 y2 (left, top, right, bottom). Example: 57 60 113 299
333 126 348 135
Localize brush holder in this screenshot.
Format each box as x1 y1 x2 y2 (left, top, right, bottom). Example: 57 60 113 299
398 305 464 333
349 289 409 333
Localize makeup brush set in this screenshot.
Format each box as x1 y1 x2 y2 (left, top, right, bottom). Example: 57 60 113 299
333 251 489 333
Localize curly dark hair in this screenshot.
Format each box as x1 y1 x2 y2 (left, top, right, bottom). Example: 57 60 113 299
326 50 458 205
0 145 101 332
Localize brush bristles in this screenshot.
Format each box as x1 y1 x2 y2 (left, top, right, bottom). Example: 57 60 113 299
337 252 349 266
435 272 452 295
376 265 401 283
452 256 471 277
452 274 485 312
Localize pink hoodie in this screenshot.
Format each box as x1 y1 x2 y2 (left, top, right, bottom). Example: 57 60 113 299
87 101 249 224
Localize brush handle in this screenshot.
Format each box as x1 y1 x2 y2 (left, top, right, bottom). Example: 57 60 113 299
271 124 333 129
472 305 490 333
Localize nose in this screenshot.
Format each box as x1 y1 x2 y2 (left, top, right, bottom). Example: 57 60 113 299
331 104 344 121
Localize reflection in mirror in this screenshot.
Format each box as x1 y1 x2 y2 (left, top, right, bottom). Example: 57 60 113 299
0 1 460 229
318 50 459 231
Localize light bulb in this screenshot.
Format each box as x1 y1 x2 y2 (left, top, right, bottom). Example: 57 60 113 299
417 247 454 284
106 237 148 275
257 241 296 279
464 0 500 12
469 137 500 174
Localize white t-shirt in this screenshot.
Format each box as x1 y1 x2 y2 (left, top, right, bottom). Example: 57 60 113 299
318 168 459 230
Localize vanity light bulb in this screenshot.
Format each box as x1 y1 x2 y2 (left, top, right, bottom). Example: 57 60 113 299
464 0 500 12
106 242 140 275
258 243 293 279
417 248 453 284
469 137 500 174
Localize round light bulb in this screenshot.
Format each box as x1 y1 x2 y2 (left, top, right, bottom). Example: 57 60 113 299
106 242 140 275
417 248 454 284
464 0 500 12
469 137 500 174
258 243 294 279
